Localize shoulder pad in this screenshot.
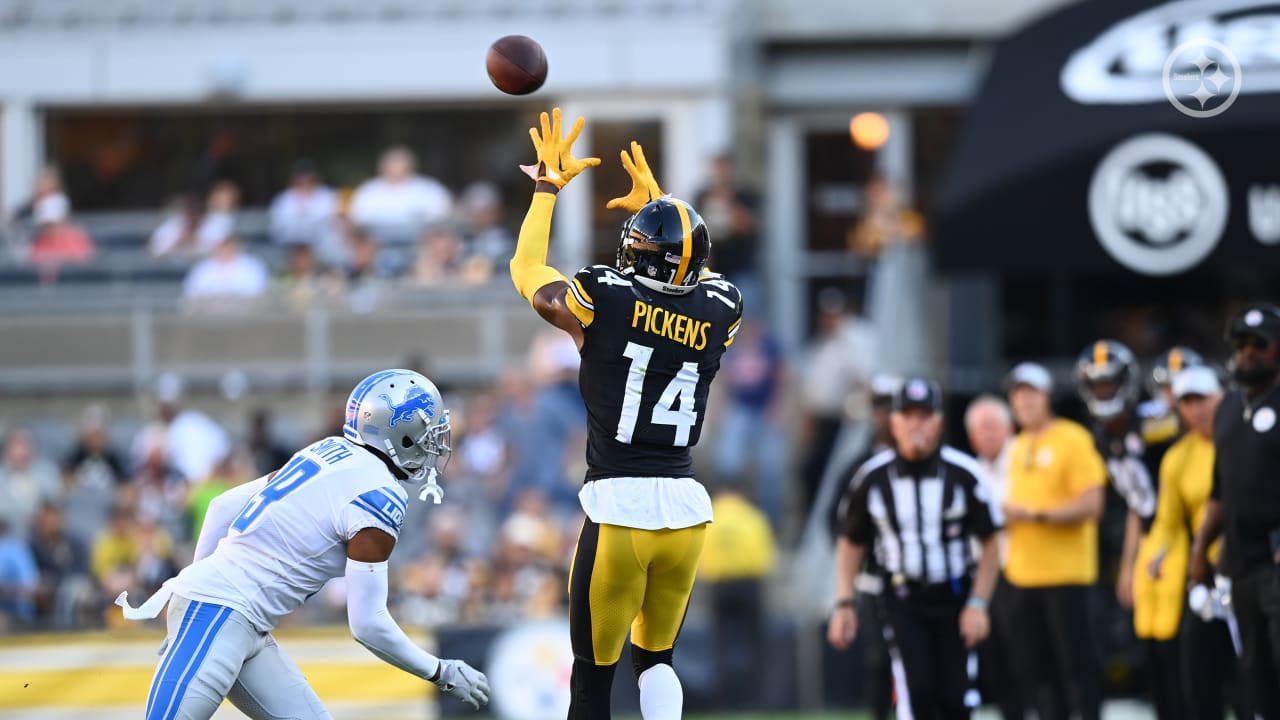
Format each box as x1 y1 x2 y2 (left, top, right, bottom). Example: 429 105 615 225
1141 413 1180 445
574 265 633 291
1137 398 1169 420
697 274 743 311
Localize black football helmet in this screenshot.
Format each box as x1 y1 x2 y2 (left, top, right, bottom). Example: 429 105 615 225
616 197 711 294
1149 346 1205 393
1074 339 1140 420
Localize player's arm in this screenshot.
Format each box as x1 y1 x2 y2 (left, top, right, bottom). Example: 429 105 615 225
192 474 271 562
345 528 490 710
1038 486 1105 524
829 476 873 651
512 184 585 346
509 108 599 346
1190 446 1226 585
1116 510 1141 609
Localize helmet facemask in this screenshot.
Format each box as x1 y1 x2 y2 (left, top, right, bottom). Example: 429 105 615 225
344 369 452 503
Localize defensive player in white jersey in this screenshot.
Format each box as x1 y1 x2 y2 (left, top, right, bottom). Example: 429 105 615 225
117 369 490 720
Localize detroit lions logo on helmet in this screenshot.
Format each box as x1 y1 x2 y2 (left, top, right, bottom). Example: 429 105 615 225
380 386 436 428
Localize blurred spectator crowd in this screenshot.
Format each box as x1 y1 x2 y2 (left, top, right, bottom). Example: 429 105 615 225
0 146 514 305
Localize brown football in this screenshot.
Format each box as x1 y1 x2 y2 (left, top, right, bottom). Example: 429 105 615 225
486 35 548 95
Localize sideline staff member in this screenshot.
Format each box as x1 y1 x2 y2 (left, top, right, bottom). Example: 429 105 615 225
1190 304 1280 717
1001 362 1107 720
830 378 1001 718
1149 365 1247 720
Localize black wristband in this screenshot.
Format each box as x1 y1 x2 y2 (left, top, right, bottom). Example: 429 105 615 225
835 597 856 609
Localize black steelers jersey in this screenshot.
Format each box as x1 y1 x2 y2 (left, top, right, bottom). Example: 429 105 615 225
562 264 743 481
1092 412 1175 532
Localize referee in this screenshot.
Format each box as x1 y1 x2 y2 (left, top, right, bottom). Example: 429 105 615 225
830 378 1002 718
1190 303 1280 717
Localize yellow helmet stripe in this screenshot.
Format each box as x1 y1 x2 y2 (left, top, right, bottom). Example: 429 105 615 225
1169 348 1184 373
1093 341 1108 370
674 201 693 285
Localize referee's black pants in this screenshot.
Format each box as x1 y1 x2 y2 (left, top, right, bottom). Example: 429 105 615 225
881 585 976 720
1231 566 1280 718
1004 583 1101 720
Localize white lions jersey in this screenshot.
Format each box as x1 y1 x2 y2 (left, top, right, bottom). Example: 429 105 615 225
171 436 408 632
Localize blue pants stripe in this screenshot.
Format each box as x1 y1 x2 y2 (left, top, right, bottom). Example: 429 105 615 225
162 606 232 720
146 602 231 720
146 601 204 718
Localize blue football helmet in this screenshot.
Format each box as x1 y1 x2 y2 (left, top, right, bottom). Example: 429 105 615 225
343 369 451 500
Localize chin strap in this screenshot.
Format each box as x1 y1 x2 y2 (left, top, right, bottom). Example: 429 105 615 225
417 467 443 505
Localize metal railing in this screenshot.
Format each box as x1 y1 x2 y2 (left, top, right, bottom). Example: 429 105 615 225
0 284 540 394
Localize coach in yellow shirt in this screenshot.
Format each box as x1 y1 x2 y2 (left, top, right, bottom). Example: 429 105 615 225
1001 363 1107 720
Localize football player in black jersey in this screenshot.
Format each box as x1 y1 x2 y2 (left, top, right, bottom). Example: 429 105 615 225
1074 340 1183 720
509 109 743 720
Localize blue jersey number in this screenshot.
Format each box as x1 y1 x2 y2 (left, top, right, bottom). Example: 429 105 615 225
231 456 322 532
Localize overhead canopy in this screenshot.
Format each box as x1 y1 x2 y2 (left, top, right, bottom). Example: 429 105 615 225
935 0 1280 277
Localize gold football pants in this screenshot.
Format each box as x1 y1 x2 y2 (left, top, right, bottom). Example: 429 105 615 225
568 519 707 665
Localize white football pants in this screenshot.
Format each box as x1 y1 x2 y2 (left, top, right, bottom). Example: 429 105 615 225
145 595 332 720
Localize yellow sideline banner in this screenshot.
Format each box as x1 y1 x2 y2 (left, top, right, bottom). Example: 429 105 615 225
0 626 432 714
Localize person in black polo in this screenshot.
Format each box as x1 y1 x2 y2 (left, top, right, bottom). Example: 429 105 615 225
829 377 1002 719
1190 303 1280 717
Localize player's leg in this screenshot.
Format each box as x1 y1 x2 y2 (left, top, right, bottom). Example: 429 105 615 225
630 524 707 720
1133 536 1187 720
1181 610 1228 720
567 519 647 720
877 595 939 719
1043 585 1102 720
225 634 332 720
859 592 893 720
931 597 978 719
1002 584 1057 718
146 595 259 720
1231 568 1280 717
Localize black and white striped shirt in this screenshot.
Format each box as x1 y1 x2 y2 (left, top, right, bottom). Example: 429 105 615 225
837 446 1001 585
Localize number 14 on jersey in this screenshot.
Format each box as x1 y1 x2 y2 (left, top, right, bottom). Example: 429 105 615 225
616 341 701 446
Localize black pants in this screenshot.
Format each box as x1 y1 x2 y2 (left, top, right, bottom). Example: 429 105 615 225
1004 583 1101 720
881 588 975 719
1232 566 1280 717
1145 637 1186 720
1181 607 1250 720
980 575 1024 720
859 592 893 720
709 578 764 710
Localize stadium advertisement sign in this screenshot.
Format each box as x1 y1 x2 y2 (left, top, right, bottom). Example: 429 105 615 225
936 0 1280 277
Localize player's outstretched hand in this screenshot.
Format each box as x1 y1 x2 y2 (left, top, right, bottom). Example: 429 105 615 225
434 659 491 710
525 107 600 188
606 141 665 212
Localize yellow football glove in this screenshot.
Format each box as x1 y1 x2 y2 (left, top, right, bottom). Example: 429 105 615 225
525 108 600 189
606 141 665 213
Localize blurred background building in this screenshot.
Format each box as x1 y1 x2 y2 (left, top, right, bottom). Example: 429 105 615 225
0 0 1272 717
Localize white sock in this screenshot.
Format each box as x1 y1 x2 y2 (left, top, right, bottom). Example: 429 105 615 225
638 663 683 720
